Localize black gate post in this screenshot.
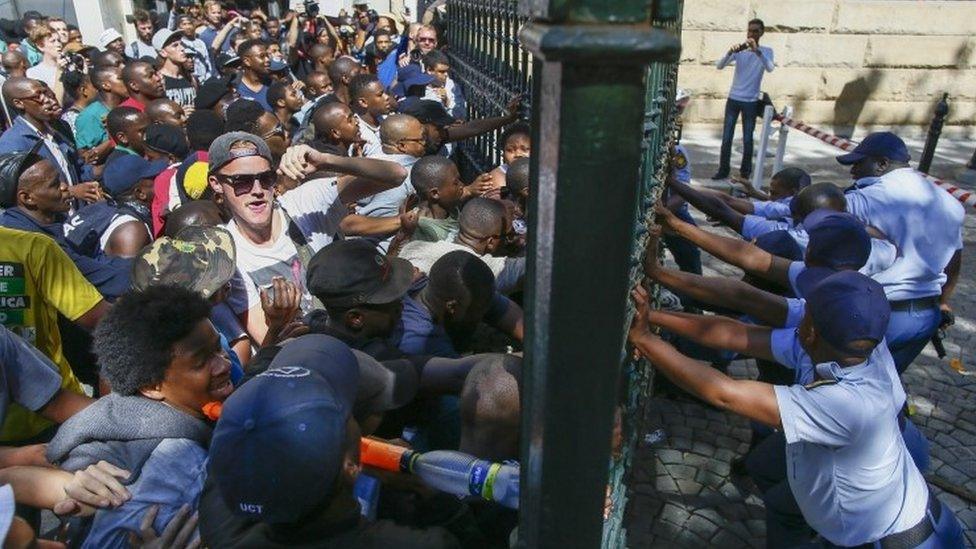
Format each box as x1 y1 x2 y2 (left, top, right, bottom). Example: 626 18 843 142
516 1 680 546
918 93 949 174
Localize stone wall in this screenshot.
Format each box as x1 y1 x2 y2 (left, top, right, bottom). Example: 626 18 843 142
678 0 976 131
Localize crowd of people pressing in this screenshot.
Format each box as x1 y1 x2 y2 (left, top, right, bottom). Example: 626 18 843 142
0 2 533 547
0 2 969 547
633 91 966 547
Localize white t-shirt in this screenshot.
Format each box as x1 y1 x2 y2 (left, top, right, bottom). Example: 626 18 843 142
26 63 57 91
226 177 346 315
356 114 383 158
398 240 525 294
845 168 965 301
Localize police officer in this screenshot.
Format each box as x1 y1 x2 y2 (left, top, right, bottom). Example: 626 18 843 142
629 271 964 548
839 131 964 373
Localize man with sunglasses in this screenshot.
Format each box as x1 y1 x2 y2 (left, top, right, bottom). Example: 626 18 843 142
212 133 407 344
0 77 95 209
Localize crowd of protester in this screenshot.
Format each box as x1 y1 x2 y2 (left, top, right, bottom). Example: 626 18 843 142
0 3 967 548
0 2 531 546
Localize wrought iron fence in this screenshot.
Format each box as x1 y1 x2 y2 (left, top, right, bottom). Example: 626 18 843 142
444 0 531 179
443 1 683 546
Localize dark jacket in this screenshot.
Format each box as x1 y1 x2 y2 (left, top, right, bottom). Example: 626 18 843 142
0 207 132 299
0 116 92 185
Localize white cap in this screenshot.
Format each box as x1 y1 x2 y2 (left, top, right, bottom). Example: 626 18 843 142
98 28 123 50
675 87 691 103
151 28 184 51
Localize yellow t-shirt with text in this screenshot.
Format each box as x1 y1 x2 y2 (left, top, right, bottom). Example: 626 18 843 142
0 228 102 441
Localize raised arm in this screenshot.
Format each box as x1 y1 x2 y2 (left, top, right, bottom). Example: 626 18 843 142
667 178 745 232
646 308 774 361
655 203 792 288
629 288 780 427
444 96 520 143
278 144 408 203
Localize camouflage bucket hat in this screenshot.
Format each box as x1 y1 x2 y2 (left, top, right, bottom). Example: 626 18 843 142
132 225 237 299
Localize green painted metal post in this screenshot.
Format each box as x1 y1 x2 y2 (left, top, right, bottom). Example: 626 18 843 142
517 5 680 548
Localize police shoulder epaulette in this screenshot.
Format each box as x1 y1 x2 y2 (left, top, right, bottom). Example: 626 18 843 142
673 151 687 169
803 379 837 390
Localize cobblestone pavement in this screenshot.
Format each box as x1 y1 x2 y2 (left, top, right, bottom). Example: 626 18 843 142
625 126 976 548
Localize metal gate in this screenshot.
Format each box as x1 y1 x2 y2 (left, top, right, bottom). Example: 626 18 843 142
443 1 683 545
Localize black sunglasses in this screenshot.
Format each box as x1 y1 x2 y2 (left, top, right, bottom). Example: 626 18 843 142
214 170 276 196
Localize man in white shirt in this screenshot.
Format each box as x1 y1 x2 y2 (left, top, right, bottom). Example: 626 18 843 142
209 133 407 345
348 73 392 158
714 18 774 180
840 131 965 373
125 10 158 61
25 27 63 103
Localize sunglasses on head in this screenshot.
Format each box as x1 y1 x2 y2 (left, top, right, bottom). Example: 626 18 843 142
214 170 276 196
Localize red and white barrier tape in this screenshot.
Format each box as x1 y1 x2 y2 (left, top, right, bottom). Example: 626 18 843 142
773 113 976 210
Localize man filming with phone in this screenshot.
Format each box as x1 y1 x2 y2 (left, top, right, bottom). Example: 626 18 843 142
713 18 774 181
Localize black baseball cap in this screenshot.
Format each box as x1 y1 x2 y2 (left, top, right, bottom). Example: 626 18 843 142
398 98 455 128
306 240 414 307
194 74 234 110
145 123 190 158
0 141 43 208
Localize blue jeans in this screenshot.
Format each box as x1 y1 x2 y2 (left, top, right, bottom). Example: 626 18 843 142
886 301 941 374
719 98 759 177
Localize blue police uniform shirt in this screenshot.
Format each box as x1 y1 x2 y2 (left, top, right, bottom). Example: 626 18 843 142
770 333 928 545
750 197 792 220
845 168 964 301
672 144 691 184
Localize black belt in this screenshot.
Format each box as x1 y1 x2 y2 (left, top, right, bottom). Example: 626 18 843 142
889 296 939 312
845 492 940 549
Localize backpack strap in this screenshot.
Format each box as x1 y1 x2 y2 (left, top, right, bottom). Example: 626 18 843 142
277 204 324 310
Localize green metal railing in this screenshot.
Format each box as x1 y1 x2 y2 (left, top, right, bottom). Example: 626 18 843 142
444 1 682 546
444 0 531 178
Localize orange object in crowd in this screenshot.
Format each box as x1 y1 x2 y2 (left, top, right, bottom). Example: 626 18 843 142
201 401 411 472
360 437 411 472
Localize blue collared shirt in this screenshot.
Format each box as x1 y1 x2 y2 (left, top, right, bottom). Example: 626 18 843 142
845 167 964 300
0 117 91 185
750 197 792 220
770 334 926 546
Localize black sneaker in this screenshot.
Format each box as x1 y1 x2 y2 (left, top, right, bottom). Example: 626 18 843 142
711 171 729 180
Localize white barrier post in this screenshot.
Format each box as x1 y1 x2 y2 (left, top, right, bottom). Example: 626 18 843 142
772 105 792 176
752 105 775 191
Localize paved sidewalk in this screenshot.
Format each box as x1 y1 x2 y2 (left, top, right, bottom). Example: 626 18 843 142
625 125 976 547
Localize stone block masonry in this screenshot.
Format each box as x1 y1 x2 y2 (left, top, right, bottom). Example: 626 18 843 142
678 0 976 129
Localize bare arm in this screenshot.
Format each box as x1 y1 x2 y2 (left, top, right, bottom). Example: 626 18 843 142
730 177 771 201
941 249 961 307
646 309 775 361
211 18 240 55
629 288 781 428
104 221 151 258
74 300 110 332
285 13 301 48
278 145 408 203
651 267 790 327
444 96 520 143
39 389 94 424
668 179 746 232
656 204 792 288
339 214 401 236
